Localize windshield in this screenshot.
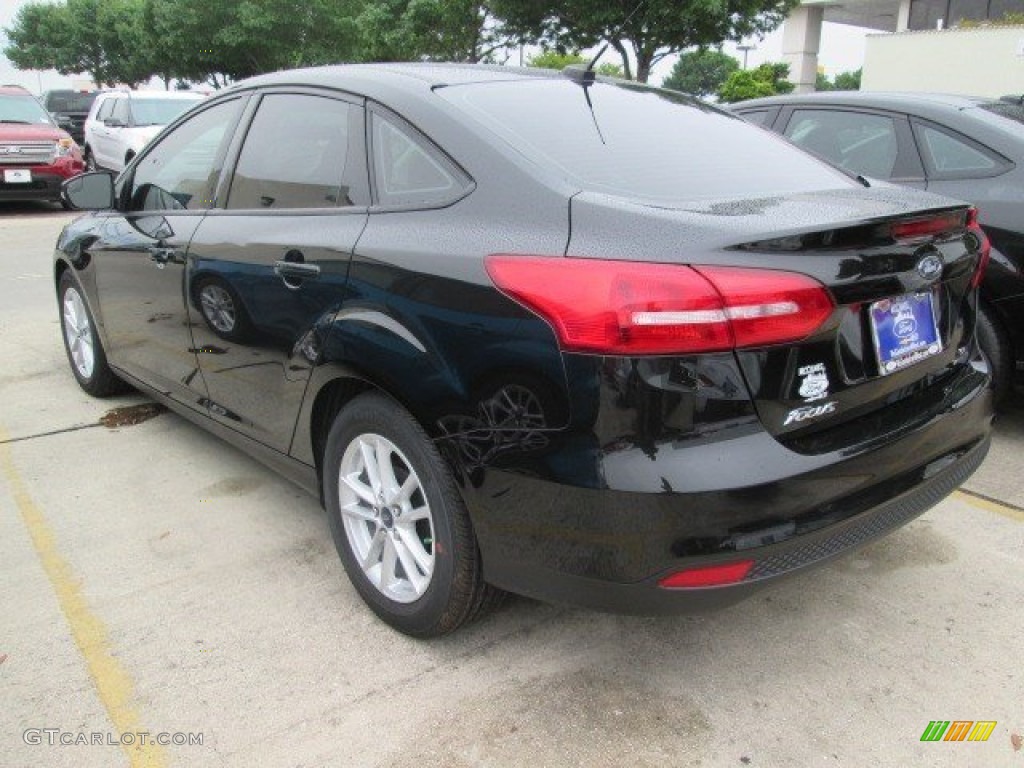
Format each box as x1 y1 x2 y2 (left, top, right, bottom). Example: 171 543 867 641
45 91 98 113
130 97 202 126
438 79 852 204
0 93 54 125
979 101 1024 130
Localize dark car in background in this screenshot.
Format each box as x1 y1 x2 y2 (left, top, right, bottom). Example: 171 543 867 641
732 92 1024 401
56 65 992 636
0 85 85 206
41 89 99 145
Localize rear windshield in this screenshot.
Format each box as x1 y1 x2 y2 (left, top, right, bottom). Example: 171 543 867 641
130 97 202 126
979 101 1024 128
0 94 54 125
438 79 852 203
45 91 98 113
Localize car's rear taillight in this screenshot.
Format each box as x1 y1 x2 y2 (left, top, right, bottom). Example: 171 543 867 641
890 211 964 242
485 255 834 355
966 207 990 289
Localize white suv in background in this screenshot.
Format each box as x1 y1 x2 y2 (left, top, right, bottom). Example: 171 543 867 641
83 90 204 173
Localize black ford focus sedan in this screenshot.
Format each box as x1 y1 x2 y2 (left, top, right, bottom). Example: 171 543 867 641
55 64 993 636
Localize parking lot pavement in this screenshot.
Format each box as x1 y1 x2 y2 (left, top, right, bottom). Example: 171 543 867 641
2 209 1022 768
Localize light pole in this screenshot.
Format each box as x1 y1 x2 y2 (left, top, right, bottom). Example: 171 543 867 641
737 44 756 70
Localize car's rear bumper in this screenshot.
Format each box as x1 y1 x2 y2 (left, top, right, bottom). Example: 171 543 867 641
460 363 992 614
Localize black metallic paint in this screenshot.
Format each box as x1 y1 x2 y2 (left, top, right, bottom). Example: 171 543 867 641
54 65 995 615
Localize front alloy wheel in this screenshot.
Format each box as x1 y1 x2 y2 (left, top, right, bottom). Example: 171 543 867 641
58 270 127 397
62 285 95 380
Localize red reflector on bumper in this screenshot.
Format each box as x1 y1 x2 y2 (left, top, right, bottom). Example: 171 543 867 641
658 560 754 589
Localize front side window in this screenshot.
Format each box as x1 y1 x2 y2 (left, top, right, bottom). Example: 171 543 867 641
126 99 241 212
96 98 114 122
784 109 899 179
370 112 466 207
110 98 130 126
228 93 353 210
738 110 771 127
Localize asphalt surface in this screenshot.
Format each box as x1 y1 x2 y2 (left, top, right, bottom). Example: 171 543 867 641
1 201 1022 768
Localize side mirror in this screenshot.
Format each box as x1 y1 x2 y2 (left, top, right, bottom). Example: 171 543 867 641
62 171 115 211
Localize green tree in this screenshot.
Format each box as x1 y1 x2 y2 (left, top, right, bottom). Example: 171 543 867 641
4 0 151 87
661 48 739 96
717 70 775 102
355 0 518 63
526 49 624 76
815 71 832 91
832 68 861 91
717 60 792 102
492 0 799 83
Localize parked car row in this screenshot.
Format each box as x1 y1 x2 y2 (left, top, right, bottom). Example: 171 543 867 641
56 64 993 636
1 86 206 208
730 92 1024 401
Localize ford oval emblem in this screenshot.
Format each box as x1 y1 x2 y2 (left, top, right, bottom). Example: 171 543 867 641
916 253 943 281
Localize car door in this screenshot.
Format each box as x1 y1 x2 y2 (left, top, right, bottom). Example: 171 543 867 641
97 96 129 169
186 90 369 452
88 96 246 407
779 106 927 188
89 97 115 166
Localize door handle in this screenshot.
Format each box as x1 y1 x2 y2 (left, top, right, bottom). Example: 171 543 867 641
149 246 179 268
274 260 321 281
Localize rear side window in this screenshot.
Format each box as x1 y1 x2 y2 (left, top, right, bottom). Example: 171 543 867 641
228 94 353 210
784 109 898 179
914 122 1006 176
439 80 850 203
370 112 465 207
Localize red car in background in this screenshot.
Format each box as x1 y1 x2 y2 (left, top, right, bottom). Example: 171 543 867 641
0 85 85 207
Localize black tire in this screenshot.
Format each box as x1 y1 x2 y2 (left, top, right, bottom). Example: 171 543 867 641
58 270 129 397
324 392 502 637
977 302 1011 406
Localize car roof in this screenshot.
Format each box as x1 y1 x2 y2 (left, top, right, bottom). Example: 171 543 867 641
223 62 561 100
732 91 995 113
0 85 35 97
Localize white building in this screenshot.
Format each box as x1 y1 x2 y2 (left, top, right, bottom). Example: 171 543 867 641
782 0 1024 95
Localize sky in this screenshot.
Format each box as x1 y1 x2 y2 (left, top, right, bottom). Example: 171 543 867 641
0 0 875 94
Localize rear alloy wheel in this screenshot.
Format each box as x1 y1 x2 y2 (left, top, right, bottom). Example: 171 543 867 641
324 392 502 636
59 270 128 397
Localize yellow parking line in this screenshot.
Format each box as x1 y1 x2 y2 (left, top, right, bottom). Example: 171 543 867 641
953 489 1024 523
0 432 165 768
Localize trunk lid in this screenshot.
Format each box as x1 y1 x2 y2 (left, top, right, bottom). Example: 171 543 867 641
567 186 984 449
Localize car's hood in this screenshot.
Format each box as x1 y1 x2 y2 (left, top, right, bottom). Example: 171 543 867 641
0 123 66 142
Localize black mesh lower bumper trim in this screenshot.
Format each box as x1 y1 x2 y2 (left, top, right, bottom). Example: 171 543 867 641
746 438 989 580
